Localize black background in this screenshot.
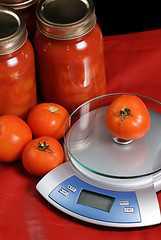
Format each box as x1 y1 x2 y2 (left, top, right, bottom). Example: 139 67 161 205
92 1 161 36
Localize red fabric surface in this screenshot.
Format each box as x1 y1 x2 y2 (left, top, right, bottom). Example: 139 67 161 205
104 29 161 101
1 29 161 240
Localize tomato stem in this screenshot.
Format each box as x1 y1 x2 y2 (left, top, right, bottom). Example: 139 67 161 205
112 108 133 125
38 138 55 154
49 106 58 113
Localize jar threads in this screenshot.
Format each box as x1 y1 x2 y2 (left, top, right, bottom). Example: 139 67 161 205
0 5 27 55
36 0 96 40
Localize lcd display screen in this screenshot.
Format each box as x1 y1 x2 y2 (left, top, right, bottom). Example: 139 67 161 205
77 190 115 212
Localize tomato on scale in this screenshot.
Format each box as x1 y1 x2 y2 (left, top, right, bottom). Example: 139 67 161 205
106 95 151 143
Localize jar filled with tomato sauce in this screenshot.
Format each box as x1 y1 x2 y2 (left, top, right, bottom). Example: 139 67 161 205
0 6 37 120
0 0 39 42
34 0 106 113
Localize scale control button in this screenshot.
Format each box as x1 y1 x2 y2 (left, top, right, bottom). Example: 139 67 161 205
67 185 77 192
120 200 130 206
124 207 134 213
59 188 68 196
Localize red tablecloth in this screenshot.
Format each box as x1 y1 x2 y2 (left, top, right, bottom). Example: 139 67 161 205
1 29 161 240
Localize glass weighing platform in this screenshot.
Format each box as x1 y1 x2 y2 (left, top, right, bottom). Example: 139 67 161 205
36 93 161 228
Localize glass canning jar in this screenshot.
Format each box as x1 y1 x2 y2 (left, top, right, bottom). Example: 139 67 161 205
0 6 37 120
0 0 39 42
34 0 106 114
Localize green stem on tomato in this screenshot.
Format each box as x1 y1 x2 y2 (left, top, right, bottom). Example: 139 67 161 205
38 137 55 154
112 108 133 126
49 106 58 113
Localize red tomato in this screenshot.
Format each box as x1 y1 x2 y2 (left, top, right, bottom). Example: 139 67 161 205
106 95 151 140
27 103 70 140
0 115 32 162
22 137 64 176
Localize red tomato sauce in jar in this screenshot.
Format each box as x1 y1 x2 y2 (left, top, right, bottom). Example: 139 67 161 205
34 0 106 113
0 6 37 120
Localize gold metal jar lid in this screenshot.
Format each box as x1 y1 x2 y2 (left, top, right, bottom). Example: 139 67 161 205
36 0 96 40
0 0 38 9
0 6 27 55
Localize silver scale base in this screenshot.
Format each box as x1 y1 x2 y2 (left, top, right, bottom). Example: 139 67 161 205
37 104 161 227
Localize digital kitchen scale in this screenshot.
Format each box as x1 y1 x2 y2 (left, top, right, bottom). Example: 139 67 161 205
36 93 161 228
